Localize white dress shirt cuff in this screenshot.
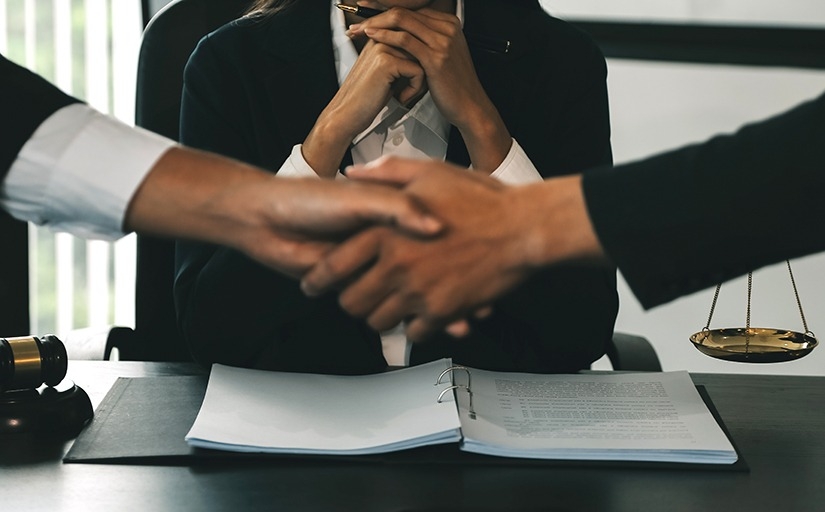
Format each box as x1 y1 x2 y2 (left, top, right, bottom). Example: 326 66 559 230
1 103 175 240
489 139 543 185
277 144 346 180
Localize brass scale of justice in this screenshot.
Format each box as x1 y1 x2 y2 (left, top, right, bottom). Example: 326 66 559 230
689 260 818 362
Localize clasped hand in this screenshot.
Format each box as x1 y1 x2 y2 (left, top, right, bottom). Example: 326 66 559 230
299 156 545 341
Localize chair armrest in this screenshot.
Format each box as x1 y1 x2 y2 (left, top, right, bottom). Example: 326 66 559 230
606 332 662 371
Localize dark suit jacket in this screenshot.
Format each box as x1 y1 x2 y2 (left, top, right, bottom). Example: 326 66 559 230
584 91 825 309
0 55 79 180
175 0 619 374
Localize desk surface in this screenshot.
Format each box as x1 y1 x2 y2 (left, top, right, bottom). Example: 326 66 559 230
2 361 824 512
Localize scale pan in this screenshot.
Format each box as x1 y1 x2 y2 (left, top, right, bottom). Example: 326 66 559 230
689 327 817 363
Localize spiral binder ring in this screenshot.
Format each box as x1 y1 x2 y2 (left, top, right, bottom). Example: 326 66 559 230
435 365 476 420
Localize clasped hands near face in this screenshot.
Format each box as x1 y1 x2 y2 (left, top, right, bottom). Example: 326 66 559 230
346 2 502 135
303 1 511 177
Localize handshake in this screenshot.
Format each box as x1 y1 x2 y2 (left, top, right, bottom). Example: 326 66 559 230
191 155 604 341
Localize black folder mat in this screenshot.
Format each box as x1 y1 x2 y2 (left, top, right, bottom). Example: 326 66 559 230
63 375 748 471
64 376 206 464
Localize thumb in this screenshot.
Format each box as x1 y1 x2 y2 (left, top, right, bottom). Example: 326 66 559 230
345 155 433 186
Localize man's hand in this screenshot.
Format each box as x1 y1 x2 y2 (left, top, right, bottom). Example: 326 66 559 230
300 156 553 340
126 148 442 277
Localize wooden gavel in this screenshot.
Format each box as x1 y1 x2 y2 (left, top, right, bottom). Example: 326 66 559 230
0 335 68 393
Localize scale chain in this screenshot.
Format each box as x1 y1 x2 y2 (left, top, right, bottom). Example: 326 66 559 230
702 261 813 356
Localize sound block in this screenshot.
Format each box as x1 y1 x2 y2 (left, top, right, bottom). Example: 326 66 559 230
0 379 93 438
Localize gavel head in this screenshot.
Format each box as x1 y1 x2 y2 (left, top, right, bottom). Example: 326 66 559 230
0 335 68 393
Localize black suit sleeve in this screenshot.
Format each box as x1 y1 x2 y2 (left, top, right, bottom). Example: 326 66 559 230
583 91 825 309
0 54 80 182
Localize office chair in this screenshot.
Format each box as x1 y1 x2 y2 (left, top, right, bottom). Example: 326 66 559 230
106 0 254 361
605 331 662 371
112 0 662 372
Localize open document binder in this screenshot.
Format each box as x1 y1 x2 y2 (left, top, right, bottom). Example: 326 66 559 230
185 359 738 465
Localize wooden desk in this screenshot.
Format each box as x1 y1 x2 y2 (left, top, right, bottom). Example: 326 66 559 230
3 361 824 511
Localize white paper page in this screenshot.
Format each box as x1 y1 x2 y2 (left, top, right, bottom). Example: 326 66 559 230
185 359 462 454
457 370 736 463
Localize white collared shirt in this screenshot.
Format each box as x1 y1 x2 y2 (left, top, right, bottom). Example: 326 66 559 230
277 0 543 187
1 103 175 240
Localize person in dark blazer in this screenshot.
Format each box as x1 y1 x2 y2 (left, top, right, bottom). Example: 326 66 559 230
0 53 435 270
300 91 825 340
175 0 619 374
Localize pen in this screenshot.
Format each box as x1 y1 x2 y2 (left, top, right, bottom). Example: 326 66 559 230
336 3 384 18
336 3 510 55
